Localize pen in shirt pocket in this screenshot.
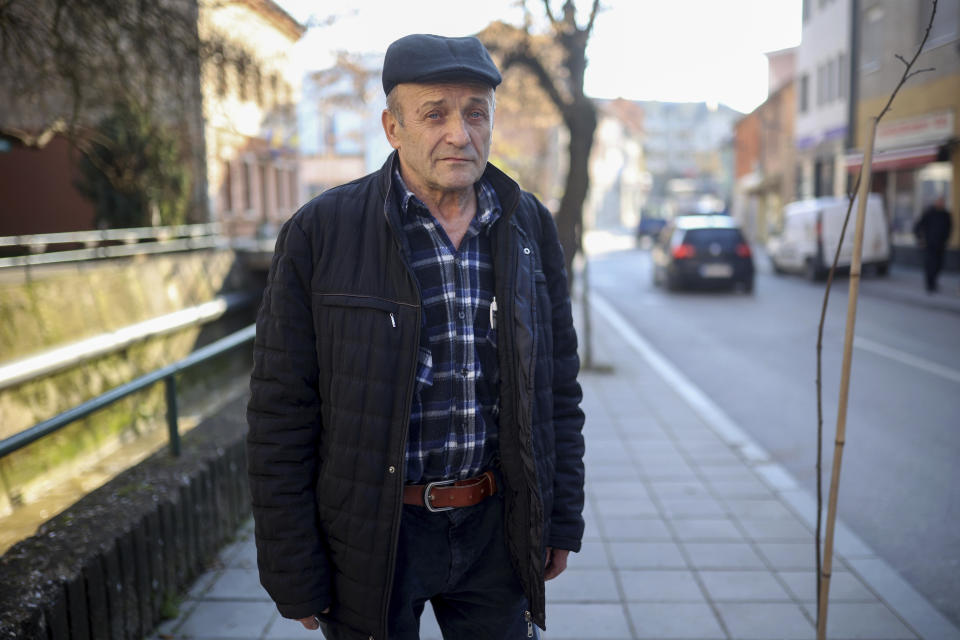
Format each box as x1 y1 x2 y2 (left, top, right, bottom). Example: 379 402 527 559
489 297 497 330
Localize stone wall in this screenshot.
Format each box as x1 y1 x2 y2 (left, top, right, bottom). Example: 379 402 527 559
0 394 252 640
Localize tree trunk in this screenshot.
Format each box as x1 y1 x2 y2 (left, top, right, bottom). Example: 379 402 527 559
556 98 597 287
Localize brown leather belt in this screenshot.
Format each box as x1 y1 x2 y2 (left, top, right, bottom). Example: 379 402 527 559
403 471 497 512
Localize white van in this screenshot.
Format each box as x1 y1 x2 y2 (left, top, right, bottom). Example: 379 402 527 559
768 194 890 281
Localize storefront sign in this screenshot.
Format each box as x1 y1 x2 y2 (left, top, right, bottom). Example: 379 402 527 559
875 110 954 150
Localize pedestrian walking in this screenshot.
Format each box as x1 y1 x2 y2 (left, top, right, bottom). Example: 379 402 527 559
913 196 953 292
246 34 585 640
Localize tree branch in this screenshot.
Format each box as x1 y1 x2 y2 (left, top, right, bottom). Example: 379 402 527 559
585 0 601 35
500 48 569 113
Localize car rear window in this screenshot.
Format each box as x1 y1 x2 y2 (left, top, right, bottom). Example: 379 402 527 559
682 228 744 248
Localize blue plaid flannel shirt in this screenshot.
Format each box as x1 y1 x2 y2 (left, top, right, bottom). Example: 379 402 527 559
393 168 501 484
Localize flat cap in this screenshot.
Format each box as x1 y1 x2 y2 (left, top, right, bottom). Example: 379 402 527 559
382 34 502 96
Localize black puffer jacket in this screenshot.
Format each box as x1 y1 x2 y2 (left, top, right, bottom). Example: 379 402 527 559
247 153 585 639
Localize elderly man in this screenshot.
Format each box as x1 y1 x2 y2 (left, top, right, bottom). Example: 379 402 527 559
247 34 585 640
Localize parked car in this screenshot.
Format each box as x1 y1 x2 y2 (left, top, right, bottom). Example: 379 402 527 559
635 215 667 240
767 194 890 281
652 215 755 292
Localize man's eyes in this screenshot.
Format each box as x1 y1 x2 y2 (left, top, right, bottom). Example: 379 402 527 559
423 110 487 121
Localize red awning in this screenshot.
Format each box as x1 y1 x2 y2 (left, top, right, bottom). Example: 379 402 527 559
845 144 940 173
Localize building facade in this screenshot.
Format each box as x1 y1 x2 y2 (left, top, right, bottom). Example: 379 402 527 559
0 0 303 238
200 0 304 239
796 0 852 200
639 101 741 219
732 49 798 244
848 0 959 266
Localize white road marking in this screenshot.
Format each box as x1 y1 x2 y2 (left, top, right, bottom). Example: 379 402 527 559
855 336 960 385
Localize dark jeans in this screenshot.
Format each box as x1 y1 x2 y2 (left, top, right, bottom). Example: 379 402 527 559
319 493 536 640
319 492 533 640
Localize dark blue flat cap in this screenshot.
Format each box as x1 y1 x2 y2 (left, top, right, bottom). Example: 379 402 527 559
382 34 502 95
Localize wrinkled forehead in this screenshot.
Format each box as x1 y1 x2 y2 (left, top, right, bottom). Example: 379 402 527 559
396 82 495 109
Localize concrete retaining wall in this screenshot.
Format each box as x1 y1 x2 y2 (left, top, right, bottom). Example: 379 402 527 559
0 395 252 640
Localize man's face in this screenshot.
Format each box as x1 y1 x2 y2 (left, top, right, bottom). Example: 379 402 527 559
382 82 494 198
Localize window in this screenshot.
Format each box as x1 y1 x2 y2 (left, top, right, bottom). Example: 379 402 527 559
222 161 233 213
216 55 227 98
799 74 809 113
861 5 885 71
289 169 298 208
243 162 253 212
259 164 269 220
275 167 284 208
803 0 811 22
838 53 847 100
816 65 824 106
827 58 836 103
237 58 248 102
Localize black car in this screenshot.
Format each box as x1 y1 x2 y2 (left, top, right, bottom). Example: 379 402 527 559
651 215 755 292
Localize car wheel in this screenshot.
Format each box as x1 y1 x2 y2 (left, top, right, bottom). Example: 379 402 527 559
804 258 824 282
874 261 890 277
742 278 754 294
772 260 786 275
666 273 680 292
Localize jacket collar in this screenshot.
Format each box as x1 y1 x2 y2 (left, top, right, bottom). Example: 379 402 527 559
376 150 522 224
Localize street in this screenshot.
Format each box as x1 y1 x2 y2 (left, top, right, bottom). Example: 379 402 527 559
586 236 960 628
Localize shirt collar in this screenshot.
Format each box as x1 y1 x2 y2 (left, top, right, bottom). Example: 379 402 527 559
392 166 501 231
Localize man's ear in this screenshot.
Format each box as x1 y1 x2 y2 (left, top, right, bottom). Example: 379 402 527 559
382 109 401 150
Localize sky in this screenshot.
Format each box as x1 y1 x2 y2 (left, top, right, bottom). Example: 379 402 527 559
277 0 802 114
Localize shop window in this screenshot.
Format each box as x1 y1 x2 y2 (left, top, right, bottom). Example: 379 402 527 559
891 169 917 246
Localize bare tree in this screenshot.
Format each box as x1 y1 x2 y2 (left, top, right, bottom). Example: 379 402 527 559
481 0 602 284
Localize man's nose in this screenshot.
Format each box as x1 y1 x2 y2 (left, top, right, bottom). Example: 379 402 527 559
445 115 471 146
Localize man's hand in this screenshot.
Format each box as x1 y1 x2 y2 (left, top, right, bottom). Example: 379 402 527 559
297 609 330 630
544 547 569 580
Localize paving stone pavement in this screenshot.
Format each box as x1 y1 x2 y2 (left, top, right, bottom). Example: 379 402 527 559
153 299 960 640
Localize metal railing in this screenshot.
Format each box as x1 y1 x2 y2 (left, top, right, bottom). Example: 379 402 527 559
0 223 225 268
0 324 256 460
0 292 255 391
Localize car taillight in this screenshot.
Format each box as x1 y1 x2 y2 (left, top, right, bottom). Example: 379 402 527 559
735 243 752 258
672 244 696 259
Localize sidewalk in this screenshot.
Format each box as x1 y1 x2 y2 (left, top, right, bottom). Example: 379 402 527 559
152 297 960 640
857 263 960 315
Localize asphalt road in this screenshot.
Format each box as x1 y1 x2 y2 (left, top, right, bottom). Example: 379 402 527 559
586 241 960 628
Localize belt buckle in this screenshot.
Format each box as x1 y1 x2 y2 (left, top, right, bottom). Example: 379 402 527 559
424 478 456 512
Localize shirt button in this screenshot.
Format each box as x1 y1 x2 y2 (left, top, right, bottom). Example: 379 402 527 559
458 311 465 319
388 466 396 474
523 247 531 255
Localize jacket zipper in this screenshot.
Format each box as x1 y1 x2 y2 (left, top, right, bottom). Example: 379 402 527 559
378 192 422 640
525 610 534 637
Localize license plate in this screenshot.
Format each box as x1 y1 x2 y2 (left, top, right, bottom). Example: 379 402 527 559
700 263 733 278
